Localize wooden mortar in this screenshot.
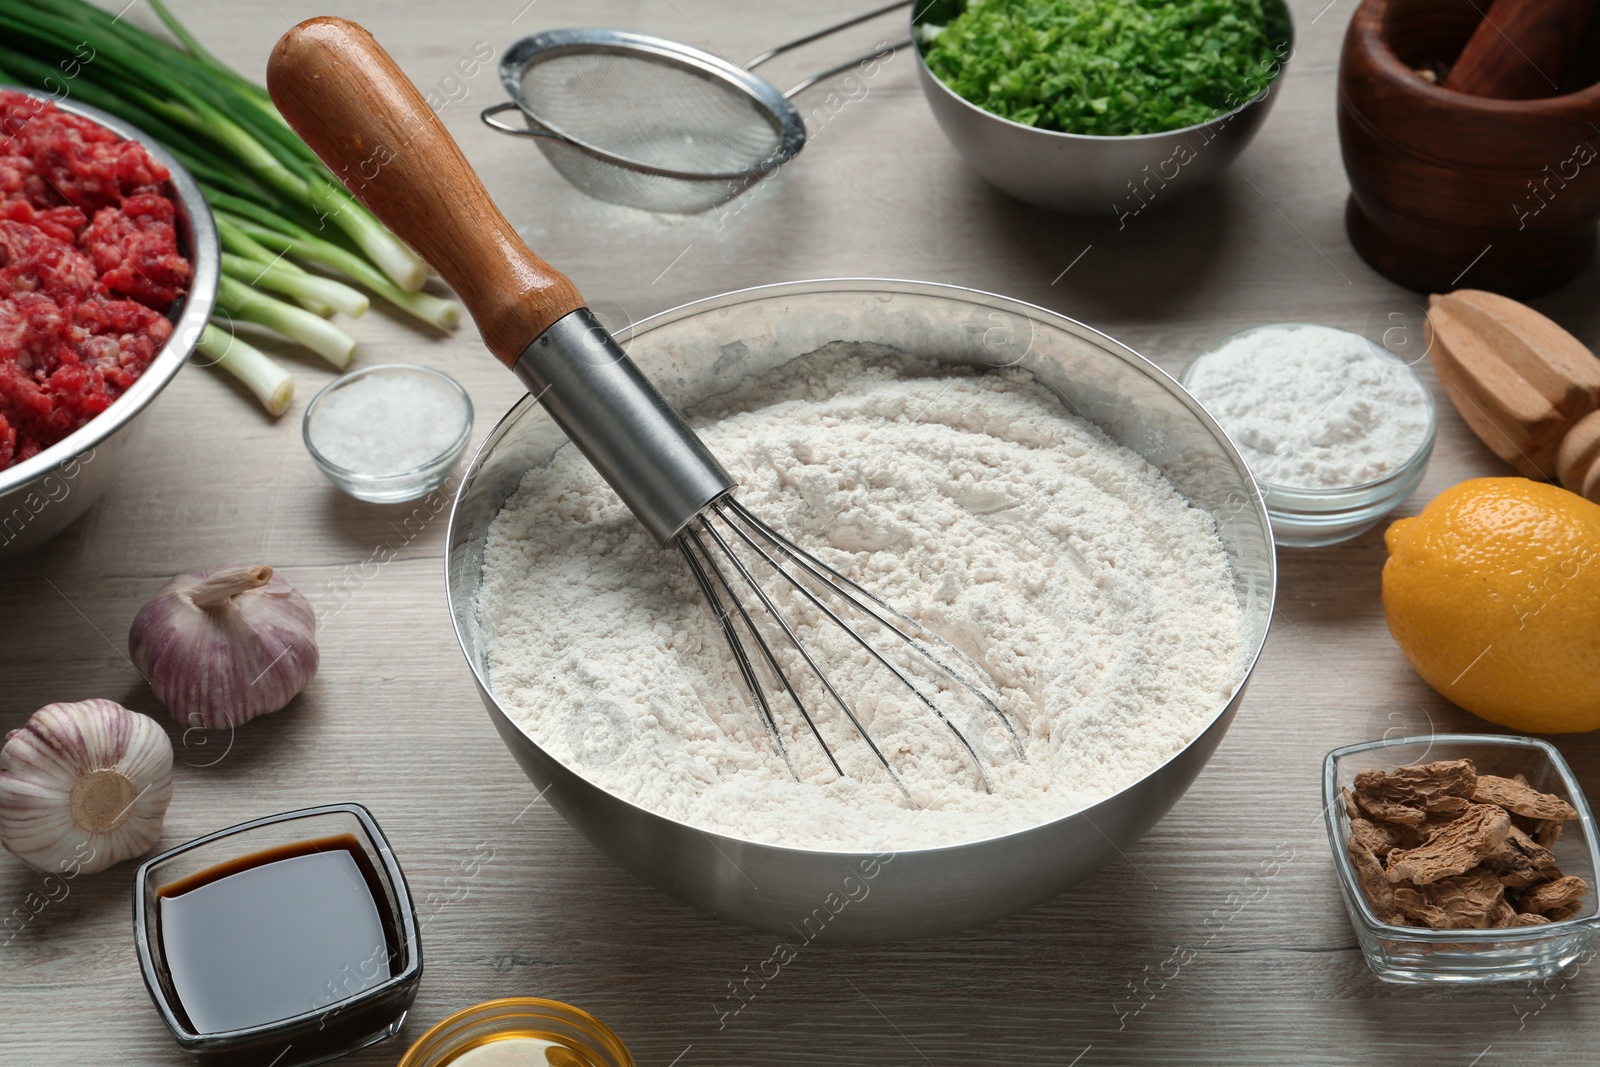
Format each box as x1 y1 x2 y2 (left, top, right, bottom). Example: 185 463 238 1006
1339 0 1600 297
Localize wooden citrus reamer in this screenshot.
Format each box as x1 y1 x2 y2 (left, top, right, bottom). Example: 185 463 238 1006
1427 289 1600 501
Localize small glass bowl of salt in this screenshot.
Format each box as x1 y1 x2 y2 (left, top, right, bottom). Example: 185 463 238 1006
303 364 473 503
1182 323 1437 548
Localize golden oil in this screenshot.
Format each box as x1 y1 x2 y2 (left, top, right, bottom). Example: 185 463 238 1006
398 998 633 1067
447 1032 606 1067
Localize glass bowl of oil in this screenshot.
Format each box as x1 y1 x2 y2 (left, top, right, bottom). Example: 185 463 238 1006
398 998 634 1067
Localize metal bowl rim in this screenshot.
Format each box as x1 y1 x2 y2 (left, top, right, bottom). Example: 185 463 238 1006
0 86 218 497
909 1 1295 144
446 276 1278 859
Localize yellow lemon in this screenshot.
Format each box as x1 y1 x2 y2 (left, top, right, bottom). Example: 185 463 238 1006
1382 477 1600 733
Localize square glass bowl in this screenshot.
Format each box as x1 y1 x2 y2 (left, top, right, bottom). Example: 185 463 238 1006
1324 735 1600 984
134 804 422 1066
303 364 472 504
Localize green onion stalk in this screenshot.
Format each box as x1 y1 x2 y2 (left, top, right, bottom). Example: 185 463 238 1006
216 206 460 331
216 275 355 369
220 247 370 319
195 324 292 416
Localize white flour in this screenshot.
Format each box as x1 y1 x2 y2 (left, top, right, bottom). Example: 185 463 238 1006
479 347 1249 851
1183 324 1432 490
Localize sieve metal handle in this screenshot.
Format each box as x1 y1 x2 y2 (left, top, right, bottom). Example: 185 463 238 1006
269 18 735 544
744 0 910 69
268 18 585 367
479 101 557 140
781 39 911 100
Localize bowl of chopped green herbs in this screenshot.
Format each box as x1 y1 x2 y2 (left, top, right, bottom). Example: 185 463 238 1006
913 0 1294 217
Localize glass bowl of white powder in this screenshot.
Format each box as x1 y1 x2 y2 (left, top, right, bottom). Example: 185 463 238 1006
304 364 473 503
1182 324 1436 548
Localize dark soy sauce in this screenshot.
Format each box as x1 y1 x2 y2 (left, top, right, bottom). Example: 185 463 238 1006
157 834 397 1034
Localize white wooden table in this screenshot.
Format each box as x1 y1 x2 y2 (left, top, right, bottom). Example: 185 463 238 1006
5 1 1600 1064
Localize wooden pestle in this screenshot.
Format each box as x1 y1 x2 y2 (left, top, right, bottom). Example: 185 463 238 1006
1443 0 1597 100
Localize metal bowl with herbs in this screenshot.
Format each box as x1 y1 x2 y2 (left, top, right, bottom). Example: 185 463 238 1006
911 0 1294 214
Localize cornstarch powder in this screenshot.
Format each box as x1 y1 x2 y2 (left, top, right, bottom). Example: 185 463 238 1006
479 347 1249 850
1183 324 1432 490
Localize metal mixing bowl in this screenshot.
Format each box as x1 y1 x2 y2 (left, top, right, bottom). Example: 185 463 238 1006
0 90 218 560
910 0 1294 216
446 279 1275 941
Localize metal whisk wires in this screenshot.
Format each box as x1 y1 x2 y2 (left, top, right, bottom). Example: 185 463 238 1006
676 496 1025 802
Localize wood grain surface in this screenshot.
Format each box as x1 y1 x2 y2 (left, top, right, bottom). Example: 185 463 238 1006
4 2 1600 1065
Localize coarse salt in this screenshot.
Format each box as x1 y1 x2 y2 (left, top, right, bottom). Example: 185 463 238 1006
478 346 1251 851
1183 324 1432 490
310 371 465 476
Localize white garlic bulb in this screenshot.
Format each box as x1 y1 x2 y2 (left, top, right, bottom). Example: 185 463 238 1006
0 699 174 874
129 564 319 731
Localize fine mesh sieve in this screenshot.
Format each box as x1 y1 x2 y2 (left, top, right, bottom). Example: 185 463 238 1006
482 4 910 214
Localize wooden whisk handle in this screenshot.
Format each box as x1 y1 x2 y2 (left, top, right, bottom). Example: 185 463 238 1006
267 17 584 366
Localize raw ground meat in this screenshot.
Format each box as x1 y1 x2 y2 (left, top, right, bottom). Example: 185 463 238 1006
0 91 190 470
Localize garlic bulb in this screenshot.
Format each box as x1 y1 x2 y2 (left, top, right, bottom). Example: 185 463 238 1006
129 564 319 730
0 699 174 874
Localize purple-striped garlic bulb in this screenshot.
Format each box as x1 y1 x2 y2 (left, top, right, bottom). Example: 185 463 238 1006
129 564 319 730
0 699 174 874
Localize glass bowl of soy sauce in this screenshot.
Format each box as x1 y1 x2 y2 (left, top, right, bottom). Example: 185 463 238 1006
133 803 422 1067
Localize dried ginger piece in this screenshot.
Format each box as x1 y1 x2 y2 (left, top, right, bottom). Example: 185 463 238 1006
1518 817 1565 848
1489 896 1520 928
1364 759 1478 799
1385 804 1510 885
1390 810 1474 850
1392 869 1508 929
1482 824 1560 888
1353 760 1477 826
1347 838 1408 924
1519 875 1590 917
1344 757 1589 929
1472 775 1578 821
1349 815 1405 858
1354 793 1429 827
1344 789 1429 851
1340 788 1361 826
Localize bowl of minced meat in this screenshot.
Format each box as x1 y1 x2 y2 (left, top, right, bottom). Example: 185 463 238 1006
0 89 215 556
449 281 1275 940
